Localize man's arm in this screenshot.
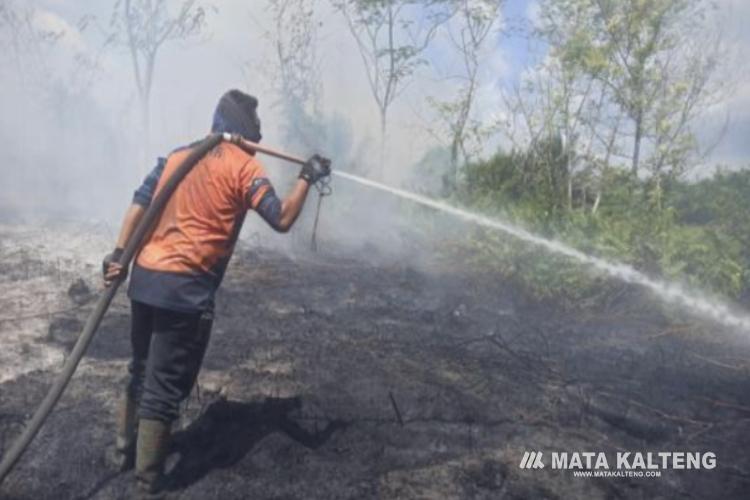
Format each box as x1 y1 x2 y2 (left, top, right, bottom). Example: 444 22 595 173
278 179 310 232
252 179 309 233
103 204 145 284
115 204 147 249
251 154 330 233
103 159 166 284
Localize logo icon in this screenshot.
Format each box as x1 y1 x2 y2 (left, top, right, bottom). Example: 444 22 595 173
520 451 545 469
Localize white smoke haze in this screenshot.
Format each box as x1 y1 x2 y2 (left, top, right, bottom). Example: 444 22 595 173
0 1 462 217
0 0 749 330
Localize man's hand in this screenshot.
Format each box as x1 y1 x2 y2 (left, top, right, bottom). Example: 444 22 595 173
298 154 331 185
102 248 127 286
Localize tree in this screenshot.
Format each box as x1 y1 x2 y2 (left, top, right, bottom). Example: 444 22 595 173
538 0 728 183
333 0 453 174
499 49 601 212
0 2 63 89
265 0 322 150
109 0 209 150
0 2 103 120
428 0 503 186
501 0 729 215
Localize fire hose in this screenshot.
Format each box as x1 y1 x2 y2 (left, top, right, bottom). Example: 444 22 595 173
0 133 315 485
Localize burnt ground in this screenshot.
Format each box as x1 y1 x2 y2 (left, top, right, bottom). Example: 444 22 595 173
1 227 750 499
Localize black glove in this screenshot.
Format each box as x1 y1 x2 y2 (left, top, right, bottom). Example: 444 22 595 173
299 154 331 185
102 247 127 281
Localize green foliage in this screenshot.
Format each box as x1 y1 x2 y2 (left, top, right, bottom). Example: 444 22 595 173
536 0 722 178
451 149 750 306
434 0 731 307
458 136 570 219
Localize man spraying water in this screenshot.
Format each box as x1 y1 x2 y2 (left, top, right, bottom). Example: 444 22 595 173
103 89 331 498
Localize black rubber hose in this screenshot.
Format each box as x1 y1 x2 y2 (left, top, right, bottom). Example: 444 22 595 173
0 133 223 485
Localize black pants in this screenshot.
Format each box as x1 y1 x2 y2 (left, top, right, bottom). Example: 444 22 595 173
126 300 212 423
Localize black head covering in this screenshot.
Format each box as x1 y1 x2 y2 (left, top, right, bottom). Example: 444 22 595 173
211 89 262 142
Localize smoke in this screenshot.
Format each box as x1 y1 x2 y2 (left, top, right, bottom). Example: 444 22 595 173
0 1 452 227
332 170 750 331
1 1 750 333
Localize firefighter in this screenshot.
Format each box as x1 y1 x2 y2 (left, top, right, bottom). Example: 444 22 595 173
102 89 330 498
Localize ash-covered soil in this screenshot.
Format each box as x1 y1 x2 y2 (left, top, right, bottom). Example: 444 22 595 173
1 224 749 499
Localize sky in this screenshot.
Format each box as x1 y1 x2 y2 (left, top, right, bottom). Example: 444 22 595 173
2 0 749 219
701 0 750 167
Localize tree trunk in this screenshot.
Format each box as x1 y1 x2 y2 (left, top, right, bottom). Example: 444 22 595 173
592 190 601 215
654 175 662 212
379 107 387 181
449 138 459 188
631 111 642 178
140 92 150 140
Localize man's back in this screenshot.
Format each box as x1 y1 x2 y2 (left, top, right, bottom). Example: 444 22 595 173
128 141 271 312
137 142 269 276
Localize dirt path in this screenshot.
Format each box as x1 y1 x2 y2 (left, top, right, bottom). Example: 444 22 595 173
1 226 749 499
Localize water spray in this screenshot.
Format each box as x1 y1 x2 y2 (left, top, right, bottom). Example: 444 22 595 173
332 171 750 331
226 134 750 331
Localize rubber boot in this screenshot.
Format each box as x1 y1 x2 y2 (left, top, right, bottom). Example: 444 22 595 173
135 418 171 500
109 392 137 471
